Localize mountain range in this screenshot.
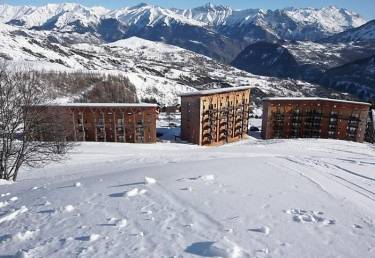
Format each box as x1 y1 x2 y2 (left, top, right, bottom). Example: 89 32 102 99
0 2 374 104
0 3 367 62
1 20 341 111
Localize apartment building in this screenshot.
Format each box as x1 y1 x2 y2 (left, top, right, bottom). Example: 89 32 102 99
262 98 370 142
35 103 158 143
180 87 251 146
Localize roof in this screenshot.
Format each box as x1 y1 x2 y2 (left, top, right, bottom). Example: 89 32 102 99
262 97 371 106
40 103 158 108
180 86 251 97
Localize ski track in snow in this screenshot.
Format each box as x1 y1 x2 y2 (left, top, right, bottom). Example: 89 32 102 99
0 137 375 257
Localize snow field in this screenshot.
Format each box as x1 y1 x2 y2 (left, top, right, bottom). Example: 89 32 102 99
0 138 374 257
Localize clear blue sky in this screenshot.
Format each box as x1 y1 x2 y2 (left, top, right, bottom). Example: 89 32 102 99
3 0 375 19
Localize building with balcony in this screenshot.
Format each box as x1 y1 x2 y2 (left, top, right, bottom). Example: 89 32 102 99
180 87 251 146
261 98 371 142
35 103 158 143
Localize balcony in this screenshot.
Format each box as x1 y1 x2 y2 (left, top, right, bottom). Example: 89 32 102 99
292 117 302 123
329 125 337 130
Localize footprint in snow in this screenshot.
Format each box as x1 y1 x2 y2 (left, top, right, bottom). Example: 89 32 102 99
144 177 157 185
63 205 75 213
9 196 18 202
185 237 247 258
126 188 147 197
248 226 270 235
0 201 9 209
285 208 335 225
0 193 11 198
180 187 192 192
177 175 215 182
75 234 100 242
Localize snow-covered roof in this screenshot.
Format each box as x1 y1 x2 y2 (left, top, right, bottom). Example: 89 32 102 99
42 103 158 108
180 86 251 97
263 97 371 106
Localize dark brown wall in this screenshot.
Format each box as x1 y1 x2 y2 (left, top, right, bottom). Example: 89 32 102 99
365 110 375 143
38 106 157 144
181 96 201 144
262 99 370 143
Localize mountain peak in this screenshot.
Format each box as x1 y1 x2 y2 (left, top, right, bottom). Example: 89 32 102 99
0 3 367 44
199 2 231 11
131 3 151 9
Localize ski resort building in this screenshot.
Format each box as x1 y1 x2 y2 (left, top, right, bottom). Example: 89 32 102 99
36 103 158 143
180 87 251 146
261 98 371 142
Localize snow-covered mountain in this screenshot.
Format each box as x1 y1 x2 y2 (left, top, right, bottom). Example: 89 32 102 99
178 4 366 42
0 2 370 103
232 41 375 79
283 6 364 34
174 3 233 27
0 21 345 108
0 3 367 62
0 3 107 32
107 3 204 28
323 20 375 43
230 39 375 102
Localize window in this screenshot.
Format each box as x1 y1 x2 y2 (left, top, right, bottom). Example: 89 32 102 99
98 113 105 126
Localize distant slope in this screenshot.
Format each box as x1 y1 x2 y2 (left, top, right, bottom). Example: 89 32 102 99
321 55 375 101
323 20 375 43
232 40 375 95
231 42 300 78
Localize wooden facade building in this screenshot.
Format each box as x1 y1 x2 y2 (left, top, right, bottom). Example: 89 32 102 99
262 98 371 142
180 87 251 146
37 103 158 143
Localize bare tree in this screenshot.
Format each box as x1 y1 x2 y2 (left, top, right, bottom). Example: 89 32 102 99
0 64 73 181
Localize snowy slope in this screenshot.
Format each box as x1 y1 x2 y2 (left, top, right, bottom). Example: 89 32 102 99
0 22 330 107
231 39 375 93
0 138 374 257
324 20 375 43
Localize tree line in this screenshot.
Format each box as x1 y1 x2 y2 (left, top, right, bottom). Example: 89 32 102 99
0 64 138 181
